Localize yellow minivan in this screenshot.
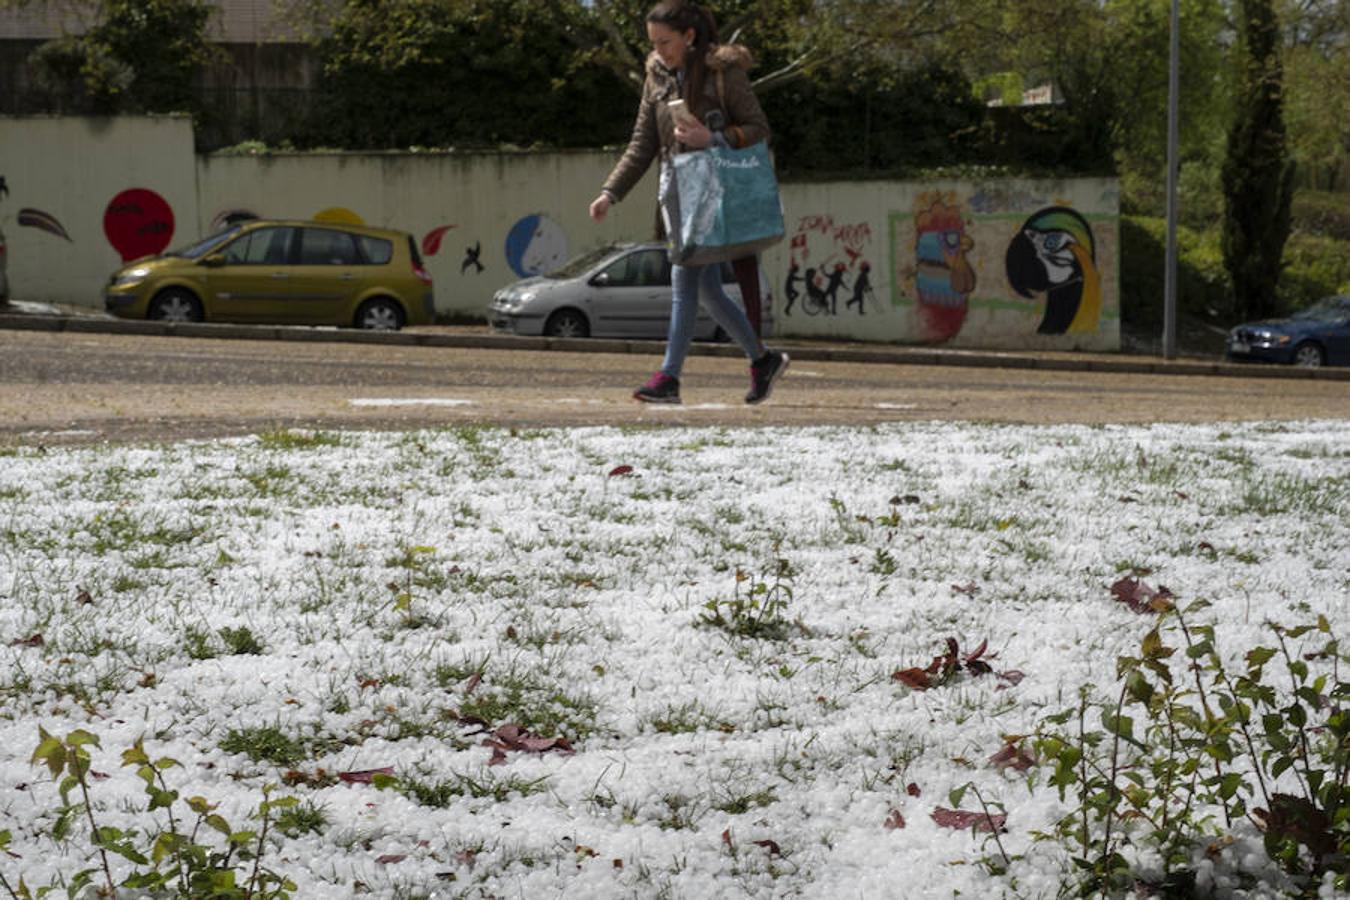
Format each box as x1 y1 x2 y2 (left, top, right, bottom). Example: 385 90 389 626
105 219 435 329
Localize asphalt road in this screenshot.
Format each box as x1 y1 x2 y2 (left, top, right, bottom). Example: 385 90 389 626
2 329 1348 445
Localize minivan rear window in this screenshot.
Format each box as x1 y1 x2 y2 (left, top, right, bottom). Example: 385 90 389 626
358 235 393 265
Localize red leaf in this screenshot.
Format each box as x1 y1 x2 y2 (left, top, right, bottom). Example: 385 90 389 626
375 854 407 865
751 839 781 856
608 465 635 478
996 670 1026 687
1110 577 1174 614
906 782 921 798
963 639 990 663
931 807 1006 833
721 828 734 849
891 667 931 690
988 742 1036 772
950 582 980 596
421 224 457 257
9 633 43 647
883 809 906 829
338 767 394 784
462 672 482 695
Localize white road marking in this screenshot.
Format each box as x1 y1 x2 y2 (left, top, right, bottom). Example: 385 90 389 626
349 398 475 408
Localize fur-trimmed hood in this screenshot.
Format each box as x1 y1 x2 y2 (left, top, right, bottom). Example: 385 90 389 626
604 41 769 205
645 43 754 76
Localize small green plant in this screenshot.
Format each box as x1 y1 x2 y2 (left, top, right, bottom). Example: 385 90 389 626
219 625 265 656
697 558 796 641
220 725 306 767
1030 605 1349 896
374 769 548 807
17 728 296 898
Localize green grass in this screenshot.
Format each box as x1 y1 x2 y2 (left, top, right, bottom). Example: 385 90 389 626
220 725 306 766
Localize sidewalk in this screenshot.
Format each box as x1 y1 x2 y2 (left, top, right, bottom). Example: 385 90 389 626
2 300 1345 382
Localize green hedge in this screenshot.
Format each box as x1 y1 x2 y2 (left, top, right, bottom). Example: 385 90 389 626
1121 214 1350 330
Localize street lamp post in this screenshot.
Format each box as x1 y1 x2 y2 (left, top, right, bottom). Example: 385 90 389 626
1163 0 1180 359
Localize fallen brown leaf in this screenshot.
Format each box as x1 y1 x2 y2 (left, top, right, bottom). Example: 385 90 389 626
931 807 1006 833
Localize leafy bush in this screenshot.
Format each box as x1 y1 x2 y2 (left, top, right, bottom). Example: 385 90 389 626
1031 605 1348 897
9 729 297 898
1121 213 1350 331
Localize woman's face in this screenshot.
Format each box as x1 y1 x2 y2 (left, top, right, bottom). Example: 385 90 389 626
648 21 696 70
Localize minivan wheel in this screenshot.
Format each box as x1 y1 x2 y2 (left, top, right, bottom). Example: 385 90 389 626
544 308 590 338
356 297 405 331
148 289 203 323
1293 342 1325 368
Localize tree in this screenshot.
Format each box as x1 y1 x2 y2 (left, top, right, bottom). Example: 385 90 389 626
305 0 633 149
22 0 218 116
1278 0 1349 189
1221 0 1296 319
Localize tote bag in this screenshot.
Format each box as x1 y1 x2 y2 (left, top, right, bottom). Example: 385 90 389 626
659 142 785 266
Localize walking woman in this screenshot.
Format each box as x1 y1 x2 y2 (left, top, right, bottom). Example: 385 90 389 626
588 0 788 405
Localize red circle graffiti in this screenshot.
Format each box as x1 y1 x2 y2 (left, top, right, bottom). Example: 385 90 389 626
104 189 175 262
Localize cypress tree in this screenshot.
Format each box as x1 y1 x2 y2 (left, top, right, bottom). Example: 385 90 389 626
1220 0 1296 321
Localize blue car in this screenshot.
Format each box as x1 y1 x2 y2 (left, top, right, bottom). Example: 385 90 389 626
1227 295 1350 368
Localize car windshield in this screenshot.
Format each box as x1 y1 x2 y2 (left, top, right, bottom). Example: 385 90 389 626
1290 297 1350 323
166 227 242 259
545 245 627 280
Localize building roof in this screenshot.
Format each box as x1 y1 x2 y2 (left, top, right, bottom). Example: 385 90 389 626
0 0 309 43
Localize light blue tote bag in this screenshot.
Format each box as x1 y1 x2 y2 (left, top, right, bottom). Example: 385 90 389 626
659 142 785 266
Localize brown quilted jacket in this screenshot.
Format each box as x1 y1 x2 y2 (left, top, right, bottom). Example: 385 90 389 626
601 43 770 203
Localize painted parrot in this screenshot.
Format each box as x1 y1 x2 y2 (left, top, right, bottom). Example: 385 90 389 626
1004 206 1100 335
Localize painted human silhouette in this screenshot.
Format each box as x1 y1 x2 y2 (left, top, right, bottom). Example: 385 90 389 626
822 264 847 315
846 261 873 315
784 262 802 316
462 240 484 275
804 267 829 315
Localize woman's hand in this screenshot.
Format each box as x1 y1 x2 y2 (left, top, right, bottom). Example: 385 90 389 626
674 121 712 149
589 194 611 223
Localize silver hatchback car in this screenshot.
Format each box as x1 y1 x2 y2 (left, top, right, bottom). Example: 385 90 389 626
489 242 770 340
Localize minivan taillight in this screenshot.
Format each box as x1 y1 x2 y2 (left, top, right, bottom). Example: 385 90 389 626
409 237 432 285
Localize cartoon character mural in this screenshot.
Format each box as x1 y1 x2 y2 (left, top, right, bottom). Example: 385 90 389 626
505 214 567 278
911 191 976 343
1004 206 1100 335
784 215 874 317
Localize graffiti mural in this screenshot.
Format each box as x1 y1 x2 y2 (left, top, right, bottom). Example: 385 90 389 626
462 241 485 275
210 209 259 231
1005 206 1100 335
909 191 976 344
104 189 174 262
505 214 567 278
783 214 875 317
421 224 457 257
18 208 72 242
313 207 364 225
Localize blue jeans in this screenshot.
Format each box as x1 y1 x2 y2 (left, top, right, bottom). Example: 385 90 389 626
661 263 765 378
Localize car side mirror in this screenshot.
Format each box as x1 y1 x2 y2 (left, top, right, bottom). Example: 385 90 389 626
591 272 611 287
201 254 226 268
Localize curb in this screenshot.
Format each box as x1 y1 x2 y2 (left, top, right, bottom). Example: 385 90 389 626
2 313 1346 382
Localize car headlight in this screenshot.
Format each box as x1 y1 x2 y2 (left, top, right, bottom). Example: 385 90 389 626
498 292 534 310
111 267 151 288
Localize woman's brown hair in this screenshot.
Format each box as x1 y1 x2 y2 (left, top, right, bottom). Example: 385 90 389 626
647 1 719 116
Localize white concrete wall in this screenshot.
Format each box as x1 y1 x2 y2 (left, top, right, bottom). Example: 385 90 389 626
0 115 197 306
0 115 1119 350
